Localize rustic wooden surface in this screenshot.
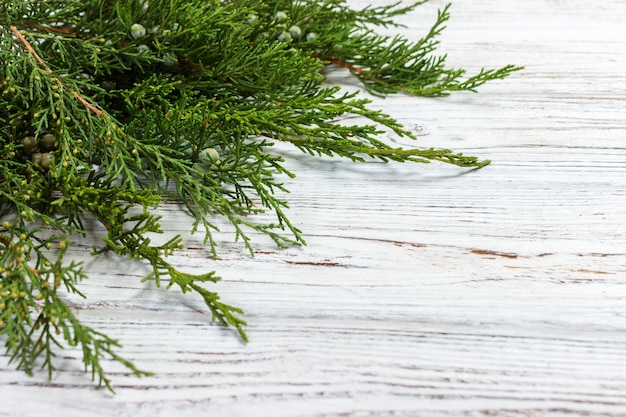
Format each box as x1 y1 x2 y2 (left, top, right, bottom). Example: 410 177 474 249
3 0 626 415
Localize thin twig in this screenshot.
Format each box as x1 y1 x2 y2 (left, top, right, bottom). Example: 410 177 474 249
22 22 79 36
10 25 103 118
312 54 366 75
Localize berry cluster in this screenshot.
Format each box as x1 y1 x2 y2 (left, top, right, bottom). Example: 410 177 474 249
249 10 317 45
127 21 179 65
20 132 57 173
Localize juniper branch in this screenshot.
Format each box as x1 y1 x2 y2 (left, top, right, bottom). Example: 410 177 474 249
1 0 521 390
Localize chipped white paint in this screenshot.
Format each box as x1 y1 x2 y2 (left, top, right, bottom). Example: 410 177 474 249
2 0 626 415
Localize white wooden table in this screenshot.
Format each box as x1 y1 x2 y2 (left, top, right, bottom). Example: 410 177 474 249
3 0 626 415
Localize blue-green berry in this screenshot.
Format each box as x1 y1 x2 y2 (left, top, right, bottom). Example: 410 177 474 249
288 25 302 41
306 32 318 42
163 52 177 66
137 44 151 54
274 11 288 23
198 148 221 164
277 31 292 43
130 23 147 39
191 162 211 177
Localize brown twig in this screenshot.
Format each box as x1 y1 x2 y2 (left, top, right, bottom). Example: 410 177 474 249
179 58 203 73
312 54 366 75
21 22 79 37
10 25 104 118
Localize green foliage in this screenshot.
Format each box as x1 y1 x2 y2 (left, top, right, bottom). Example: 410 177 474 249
0 0 521 390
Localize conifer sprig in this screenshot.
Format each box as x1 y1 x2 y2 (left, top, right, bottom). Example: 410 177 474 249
1 0 521 390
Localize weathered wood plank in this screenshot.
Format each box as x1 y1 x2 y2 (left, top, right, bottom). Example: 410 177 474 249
2 0 626 416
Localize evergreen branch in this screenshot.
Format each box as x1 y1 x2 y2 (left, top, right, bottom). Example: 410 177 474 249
1 0 520 390
10 25 104 117
188 281 248 342
301 2 523 97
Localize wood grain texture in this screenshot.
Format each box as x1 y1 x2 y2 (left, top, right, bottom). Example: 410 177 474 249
2 0 626 416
